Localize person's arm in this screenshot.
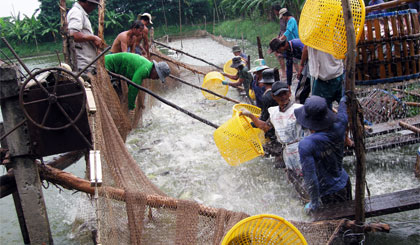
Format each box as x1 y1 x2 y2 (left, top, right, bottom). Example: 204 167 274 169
336 95 349 128
221 72 239 81
299 140 321 210
72 31 103 48
298 46 308 78
240 110 271 132
229 78 244 87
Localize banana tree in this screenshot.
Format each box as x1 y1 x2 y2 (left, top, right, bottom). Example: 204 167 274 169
8 13 26 45
41 16 60 43
22 11 41 52
104 10 124 32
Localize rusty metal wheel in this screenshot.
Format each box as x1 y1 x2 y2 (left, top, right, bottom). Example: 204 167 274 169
19 67 86 131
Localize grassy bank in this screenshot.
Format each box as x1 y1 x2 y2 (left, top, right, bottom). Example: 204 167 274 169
0 18 278 59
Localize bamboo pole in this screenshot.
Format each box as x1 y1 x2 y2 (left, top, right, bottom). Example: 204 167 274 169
97 0 106 50
169 75 241 104
399 121 420 134
405 102 420 107
59 0 70 65
150 51 206 75
366 0 417 13
153 40 223 70
341 0 367 224
392 88 420 99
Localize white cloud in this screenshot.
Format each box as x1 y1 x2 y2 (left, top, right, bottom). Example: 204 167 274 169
0 0 40 18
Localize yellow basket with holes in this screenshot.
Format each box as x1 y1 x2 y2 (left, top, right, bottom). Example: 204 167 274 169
222 214 307 245
232 104 266 145
299 0 365 59
232 104 261 117
202 71 229 100
213 114 264 166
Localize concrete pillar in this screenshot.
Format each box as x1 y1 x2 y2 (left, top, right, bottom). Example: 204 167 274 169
0 64 53 244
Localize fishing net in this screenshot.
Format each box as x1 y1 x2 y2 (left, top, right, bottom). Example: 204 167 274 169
71 47 348 245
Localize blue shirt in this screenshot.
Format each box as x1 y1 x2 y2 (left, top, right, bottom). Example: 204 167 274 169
251 75 266 108
298 98 349 206
285 39 305 85
284 17 299 41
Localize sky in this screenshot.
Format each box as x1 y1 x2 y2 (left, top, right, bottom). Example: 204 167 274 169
0 0 40 18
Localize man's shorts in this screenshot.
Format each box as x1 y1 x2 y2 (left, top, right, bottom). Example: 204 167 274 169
312 73 344 109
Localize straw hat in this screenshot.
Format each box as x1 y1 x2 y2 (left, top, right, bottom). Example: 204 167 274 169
249 59 269 73
278 8 287 19
139 13 153 24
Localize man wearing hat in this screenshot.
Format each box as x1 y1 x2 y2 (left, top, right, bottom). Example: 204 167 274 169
241 80 307 174
67 0 105 72
232 45 247 60
105 52 171 110
294 95 351 213
136 13 153 59
268 37 304 87
249 59 269 108
277 8 299 42
222 56 253 103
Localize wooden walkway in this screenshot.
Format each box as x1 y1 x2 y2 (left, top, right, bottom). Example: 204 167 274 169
313 188 420 221
366 115 420 137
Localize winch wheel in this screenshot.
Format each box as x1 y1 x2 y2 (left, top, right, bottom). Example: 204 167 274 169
19 67 87 131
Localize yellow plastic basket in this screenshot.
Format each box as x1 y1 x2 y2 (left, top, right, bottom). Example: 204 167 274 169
232 104 266 145
299 0 365 59
232 104 261 117
213 114 264 166
202 71 229 100
222 214 307 245
223 59 238 82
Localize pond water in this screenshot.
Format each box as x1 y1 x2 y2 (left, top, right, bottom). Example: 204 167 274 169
0 38 419 244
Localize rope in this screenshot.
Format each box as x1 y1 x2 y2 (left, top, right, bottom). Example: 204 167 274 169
107 71 220 129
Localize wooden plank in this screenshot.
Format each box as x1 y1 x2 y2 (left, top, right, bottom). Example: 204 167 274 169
398 14 410 75
366 20 376 80
344 133 420 156
374 18 386 78
359 28 369 80
367 115 420 137
313 188 420 221
383 16 393 77
405 13 416 74
391 15 403 76
411 12 420 73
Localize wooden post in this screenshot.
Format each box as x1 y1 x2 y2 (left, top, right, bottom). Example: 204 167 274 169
97 0 105 45
59 0 70 65
0 64 53 244
257 36 264 59
416 146 420 178
341 0 367 224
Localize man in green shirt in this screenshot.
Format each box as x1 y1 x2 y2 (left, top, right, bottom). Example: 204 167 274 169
105 52 170 109
222 56 253 102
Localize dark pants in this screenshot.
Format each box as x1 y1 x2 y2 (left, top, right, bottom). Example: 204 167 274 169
321 178 352 205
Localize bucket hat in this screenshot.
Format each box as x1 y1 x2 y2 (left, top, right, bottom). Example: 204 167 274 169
230 56 245 69
271 81 289 95
232 45 241 53
294 96 337 131
139 13 153 24
278 8 288 19
249 59 269 73
268 38 286 54
152 61 170 83
260 68 276 84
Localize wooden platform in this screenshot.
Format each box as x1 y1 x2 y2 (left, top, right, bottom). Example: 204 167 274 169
366 115 420 137
313 188 420 221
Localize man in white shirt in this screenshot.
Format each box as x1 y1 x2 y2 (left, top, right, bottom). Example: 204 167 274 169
67 0 104 72
307 47 344 109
